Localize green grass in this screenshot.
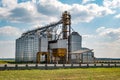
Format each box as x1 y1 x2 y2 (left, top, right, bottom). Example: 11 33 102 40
0 60 15 64
0 68 120 80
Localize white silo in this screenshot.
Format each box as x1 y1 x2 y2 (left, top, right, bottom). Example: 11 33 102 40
15 37 24 62
33 34 40 62
15 38 20 62
39 37 48 52
23 33 37 62
70 32 82 52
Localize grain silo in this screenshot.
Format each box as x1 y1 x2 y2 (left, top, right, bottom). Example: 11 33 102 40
15 38 24 62
70 32 82 52
15 11 95 63
70 32 94 63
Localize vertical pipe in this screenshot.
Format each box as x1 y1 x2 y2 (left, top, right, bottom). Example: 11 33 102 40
68 24 71 63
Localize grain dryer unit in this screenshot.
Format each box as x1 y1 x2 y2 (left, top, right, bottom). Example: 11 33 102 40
49 39 67 63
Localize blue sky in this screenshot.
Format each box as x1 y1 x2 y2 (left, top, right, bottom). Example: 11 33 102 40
0 0 120 58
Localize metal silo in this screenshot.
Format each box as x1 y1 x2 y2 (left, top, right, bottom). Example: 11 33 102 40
20 37 24 62
33 34 40 62
15 37 24 62
15 38 20 62
70 32 82 52
39 37 48 52
23 33 36 62
23 35 28 62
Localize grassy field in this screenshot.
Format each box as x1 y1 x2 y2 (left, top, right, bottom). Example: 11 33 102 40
0 68 120 80
0 60 14 64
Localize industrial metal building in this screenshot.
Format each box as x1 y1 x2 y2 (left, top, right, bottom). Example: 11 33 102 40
15 11 94 63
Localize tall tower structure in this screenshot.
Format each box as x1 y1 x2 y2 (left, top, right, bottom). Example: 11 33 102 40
62 11 71 39
62 11 71 63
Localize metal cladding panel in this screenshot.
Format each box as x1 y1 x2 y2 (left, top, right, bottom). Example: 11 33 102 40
71 54 76 59
71 54 82 60
49 39 67 49
70 32 82 52
49 43 57 49
39 37 48 52
58 39 67 48
71 54 82 63
82 52 94 63
40 47 48 52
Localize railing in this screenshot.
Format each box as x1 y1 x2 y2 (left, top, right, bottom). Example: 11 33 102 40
94 60 120 63
0 63 120 70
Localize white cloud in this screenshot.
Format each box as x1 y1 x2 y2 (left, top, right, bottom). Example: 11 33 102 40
115 14 120 19
103 0 120 9
0 26 21 58
83 37 120 58
95 27 120 57
82 0 89 4
37 0 71 16
8 1 42 23
1 0 17 8
30 24 44 30
70 4 114 23
0 0 115 25
70 4 94 23
36 0 114 23
92 40 120 58
0 40 14 44
86 4 114 16
82 27 120 58
32 0 37 3
96 27 120 40
82 0 95 4
96 27 106 33
0 40 15 58
0 0 61 24
82 34 96 39
0 7 10 19
0 26 22 36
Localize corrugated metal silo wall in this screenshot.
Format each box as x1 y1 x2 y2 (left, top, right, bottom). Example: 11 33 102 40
39 37 48 52
15 39 20 62
22 34 39 62
15 38 24 62
70 32 82 52
33 35 39 62
70 32 82 63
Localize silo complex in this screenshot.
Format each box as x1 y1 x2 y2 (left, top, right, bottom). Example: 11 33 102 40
16 31 94 63
15 32 48 62
15 11 94 63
